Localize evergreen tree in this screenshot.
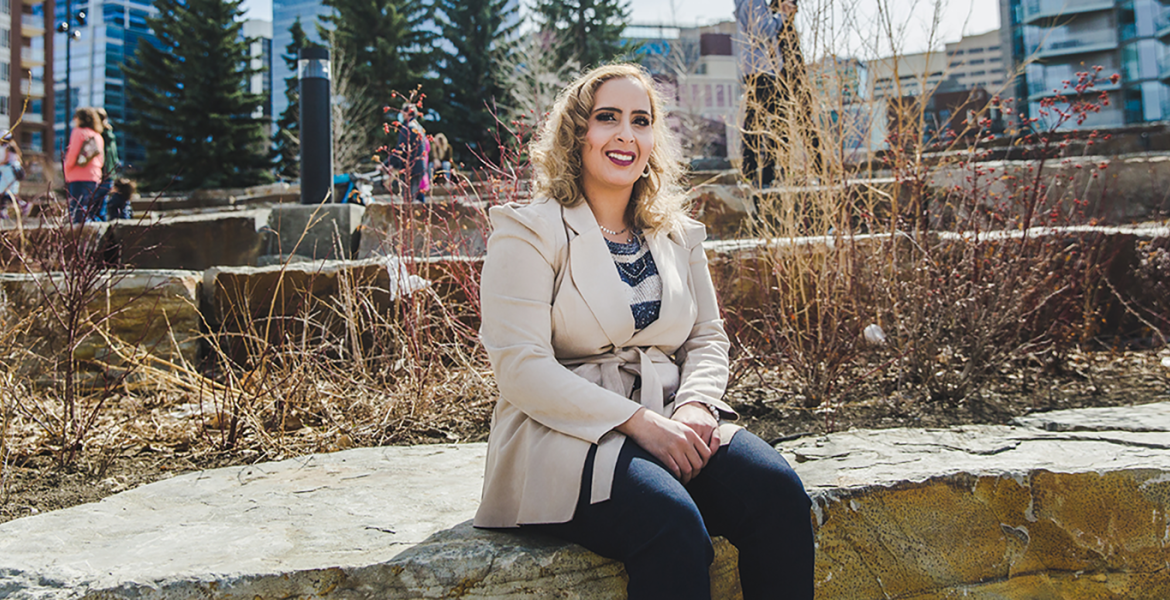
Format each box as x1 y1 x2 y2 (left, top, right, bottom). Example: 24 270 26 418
124 0 273 191
273 18 310 181
319 0 435 155
435 0 518 165
532 0 631 69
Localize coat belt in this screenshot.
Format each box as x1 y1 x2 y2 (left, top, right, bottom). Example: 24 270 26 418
562 346 675 504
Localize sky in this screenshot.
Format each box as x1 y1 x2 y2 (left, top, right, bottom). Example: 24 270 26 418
239 0 1001 56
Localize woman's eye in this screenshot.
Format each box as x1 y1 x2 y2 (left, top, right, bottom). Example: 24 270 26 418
595 112 616 122
634 117 651 126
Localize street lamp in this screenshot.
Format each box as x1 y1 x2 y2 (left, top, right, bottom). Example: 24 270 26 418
56 3 86 145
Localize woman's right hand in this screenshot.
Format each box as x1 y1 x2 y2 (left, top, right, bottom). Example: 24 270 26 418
616 408 712 484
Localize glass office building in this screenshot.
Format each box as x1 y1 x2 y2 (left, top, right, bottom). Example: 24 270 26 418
1001 0 1170 129
53 0 157 164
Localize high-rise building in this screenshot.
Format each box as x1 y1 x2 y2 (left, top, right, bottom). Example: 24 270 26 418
243 18 272 130
944 30 1009 92
3 0 53 178
271 0 328 122
625 21 742 159
1000 0 1170 130
52 0 158 166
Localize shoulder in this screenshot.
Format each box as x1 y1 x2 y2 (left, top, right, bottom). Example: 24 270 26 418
489 198 564 243
669 215 707 250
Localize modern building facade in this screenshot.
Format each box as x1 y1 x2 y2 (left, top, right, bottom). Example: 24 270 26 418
271 0 328 121
243 18 272 130
944 29 1009 91
626 20 742 159
1000 0 1170 130
52 0 158 166
4 0 53 183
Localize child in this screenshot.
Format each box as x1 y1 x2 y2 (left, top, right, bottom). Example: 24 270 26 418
102 177 136 220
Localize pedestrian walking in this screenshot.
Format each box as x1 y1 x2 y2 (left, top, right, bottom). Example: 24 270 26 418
63 107 105 223
95 107 120 221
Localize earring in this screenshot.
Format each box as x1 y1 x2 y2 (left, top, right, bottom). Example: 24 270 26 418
641 165 651 179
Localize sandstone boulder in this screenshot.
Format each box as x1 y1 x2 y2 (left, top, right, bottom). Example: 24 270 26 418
264 203 365 260
4 403 1170 598
357 201 490 259
110 211 267 270
0 269 203 370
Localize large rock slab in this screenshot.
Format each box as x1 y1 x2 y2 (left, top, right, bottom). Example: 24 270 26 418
4 403 1170 599
0 269 203 369
784 422 1170 599
264 204 365 260
357 201 491 259
0 444 742 599
202 256 431 334
110 211 267 270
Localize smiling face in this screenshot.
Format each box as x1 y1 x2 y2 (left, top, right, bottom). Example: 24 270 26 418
580 77 655 201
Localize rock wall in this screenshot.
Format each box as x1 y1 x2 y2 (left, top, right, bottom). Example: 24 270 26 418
3 404 1170 599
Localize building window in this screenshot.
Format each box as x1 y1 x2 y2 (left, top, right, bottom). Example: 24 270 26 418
0 28 9 49
705 84 713 107
969 58 985 65
0 61 7 81
0 0 8 16
716 84 725 107
0 96 8 115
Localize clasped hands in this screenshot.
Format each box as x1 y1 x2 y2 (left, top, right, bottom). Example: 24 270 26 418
616 403 720 484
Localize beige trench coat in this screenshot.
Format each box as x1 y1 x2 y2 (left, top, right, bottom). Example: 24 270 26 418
474 198 740 528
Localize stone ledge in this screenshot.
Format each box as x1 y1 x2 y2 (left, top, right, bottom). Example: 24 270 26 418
2 403 1169 599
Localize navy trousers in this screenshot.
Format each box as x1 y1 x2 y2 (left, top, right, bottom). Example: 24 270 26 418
527 430 815 600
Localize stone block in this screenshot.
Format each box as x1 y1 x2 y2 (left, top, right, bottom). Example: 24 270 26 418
202 257 431 350
110 211 266 270
0 443 743 599
0 269 203 370
0 222 111 273
357 201 490 259
263 203 365 260
4 404 1170 599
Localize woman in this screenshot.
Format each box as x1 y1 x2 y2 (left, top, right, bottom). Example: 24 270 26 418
94 107 120 220
475 64 814 599
64 107 105 223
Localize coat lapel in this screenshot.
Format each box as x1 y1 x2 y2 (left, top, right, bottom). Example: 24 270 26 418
562 202 636 347
629 224 691 344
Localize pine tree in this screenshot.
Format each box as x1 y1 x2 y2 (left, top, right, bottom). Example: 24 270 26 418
435 0 519 165
319 0 435 155
273 18 310 181
532 0 631 69
124 0 273 191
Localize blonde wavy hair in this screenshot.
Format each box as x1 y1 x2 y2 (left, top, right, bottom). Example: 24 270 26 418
530 64 687 234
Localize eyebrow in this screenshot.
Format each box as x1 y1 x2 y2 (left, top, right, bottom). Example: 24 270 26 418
593 106 652 117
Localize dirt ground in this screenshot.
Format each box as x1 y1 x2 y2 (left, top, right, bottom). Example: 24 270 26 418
2 347 1167 525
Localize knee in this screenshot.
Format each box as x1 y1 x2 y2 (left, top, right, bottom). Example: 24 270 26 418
631 492 714 567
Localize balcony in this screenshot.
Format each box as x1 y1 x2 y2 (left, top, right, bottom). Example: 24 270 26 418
1027 74 1122 101
20 47 44 67
1022 0 1115 25
22 111 43 124
21 79 44 97
1031 29 1119 59
1159 9 1170 42
21 14 45 36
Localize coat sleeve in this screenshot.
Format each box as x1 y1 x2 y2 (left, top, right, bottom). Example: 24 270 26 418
672 220 737 419
736 0 786 39
480 203 643 443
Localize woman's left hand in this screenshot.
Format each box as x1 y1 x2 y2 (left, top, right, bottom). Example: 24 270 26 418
672 403 721 454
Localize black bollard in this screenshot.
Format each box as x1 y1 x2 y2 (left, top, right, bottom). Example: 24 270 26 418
299 46 333 204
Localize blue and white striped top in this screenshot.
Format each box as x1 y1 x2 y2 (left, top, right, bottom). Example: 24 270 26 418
606 234 662 330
